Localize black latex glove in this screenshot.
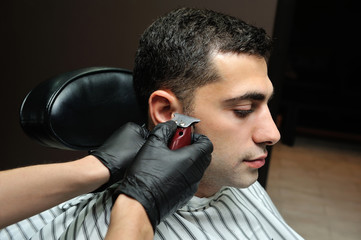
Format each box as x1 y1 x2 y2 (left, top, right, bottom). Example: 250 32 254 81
90 122 148 192
114 121 213 229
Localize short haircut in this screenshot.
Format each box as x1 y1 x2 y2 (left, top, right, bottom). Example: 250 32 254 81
133 7 272 116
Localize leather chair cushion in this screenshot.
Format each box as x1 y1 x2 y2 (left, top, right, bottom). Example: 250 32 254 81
20 67 143 150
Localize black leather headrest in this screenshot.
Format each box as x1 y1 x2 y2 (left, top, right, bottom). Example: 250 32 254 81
20 67 143 150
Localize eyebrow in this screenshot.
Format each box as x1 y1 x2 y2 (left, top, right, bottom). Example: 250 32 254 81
222 91 274 106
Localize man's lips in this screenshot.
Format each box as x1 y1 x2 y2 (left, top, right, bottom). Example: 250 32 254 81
243 154 268 169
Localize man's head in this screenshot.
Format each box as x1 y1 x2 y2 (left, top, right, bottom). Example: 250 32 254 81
133 7 272 117
133 8 280 197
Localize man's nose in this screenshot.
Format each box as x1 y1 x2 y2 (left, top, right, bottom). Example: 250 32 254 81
252 107 281 146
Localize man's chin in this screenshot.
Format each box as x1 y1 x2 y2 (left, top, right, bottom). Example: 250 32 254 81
235 171 259 189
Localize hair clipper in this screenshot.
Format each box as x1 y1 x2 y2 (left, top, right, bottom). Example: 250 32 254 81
168 113 200 150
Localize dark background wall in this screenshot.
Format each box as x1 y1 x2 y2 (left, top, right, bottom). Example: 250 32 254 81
276 0 360 146
1 0 278 170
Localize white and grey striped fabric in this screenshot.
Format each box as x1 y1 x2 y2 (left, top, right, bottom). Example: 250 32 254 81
0 181 303 240
155 183 303 240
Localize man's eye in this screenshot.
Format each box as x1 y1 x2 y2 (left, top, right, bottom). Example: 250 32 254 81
234 109 253 118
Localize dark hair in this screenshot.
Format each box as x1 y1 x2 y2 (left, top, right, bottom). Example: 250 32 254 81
133 7 272 116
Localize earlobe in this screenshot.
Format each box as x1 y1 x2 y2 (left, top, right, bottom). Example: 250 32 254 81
148 90 183 126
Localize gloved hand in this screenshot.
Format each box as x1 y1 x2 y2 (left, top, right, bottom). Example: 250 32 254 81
114 120 213 229
90 122 148 192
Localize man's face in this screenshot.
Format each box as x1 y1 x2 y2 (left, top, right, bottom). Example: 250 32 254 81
189 53 280 197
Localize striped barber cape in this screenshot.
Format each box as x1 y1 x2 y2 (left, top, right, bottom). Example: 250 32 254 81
0 181 303 240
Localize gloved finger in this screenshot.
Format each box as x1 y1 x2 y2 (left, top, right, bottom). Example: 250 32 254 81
93 122 147 151
118 122 149 141
192 133 212 147
139 124 150 139
147 121 178 145
179 134 213 158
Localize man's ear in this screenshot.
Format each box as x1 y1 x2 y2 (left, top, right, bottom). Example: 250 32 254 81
148 90 183 126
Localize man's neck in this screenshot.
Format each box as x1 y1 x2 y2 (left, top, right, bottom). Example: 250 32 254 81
195 180 222 198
